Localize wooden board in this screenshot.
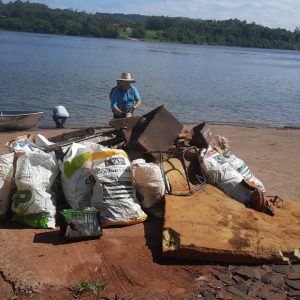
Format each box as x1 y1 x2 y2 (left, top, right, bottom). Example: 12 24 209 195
163 184 300 264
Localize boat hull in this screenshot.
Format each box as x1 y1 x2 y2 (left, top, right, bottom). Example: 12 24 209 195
0 111 44 131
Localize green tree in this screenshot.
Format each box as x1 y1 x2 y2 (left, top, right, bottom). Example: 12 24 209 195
0 1 299 50
131 23 145 39
64 19 82 35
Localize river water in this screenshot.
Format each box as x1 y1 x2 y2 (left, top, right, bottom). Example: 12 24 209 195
0 30 300 128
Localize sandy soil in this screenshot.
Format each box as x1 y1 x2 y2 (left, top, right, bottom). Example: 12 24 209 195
0 124 299 299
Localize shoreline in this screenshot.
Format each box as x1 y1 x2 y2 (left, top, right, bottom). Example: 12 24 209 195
4 112 300 131
183 121 300 130
37 120 300 131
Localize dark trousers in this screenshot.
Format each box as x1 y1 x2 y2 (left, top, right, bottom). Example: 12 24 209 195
113 113 124 119
52 115 67 128
113 111 133 119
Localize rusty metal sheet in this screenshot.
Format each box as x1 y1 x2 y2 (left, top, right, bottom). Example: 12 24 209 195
131 105 183 152
109 117 141 144
192 122 215 149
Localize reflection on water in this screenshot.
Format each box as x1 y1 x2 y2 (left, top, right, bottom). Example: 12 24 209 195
0 30 300 128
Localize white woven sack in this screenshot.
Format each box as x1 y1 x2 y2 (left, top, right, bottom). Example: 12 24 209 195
0 153 14 218
200 148 252 203
59 143 94 209
223 149 266 192
11 151 59 228
90 146 146 226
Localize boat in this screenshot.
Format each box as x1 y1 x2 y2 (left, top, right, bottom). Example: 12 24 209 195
0 111 44 131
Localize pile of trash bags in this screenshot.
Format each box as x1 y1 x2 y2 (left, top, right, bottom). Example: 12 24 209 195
0 132 165 229
0 106 275 232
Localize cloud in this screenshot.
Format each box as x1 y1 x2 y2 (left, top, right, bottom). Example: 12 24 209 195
2 0 299 31
127 0 299 30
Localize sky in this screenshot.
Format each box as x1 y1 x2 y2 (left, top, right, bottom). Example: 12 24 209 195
3 0 300 31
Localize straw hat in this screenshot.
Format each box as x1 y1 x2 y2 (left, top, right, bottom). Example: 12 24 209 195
118 72 136 83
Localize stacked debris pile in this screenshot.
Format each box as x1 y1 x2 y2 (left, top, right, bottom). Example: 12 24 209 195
0 105 299 267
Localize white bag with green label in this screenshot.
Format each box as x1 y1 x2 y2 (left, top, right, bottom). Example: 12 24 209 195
11 152 59 228
59 142 94 209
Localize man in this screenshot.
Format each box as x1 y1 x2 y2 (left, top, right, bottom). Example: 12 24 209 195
52 105 69 128
110 73 142 118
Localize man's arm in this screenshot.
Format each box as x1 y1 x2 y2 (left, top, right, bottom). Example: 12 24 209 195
133 99 141 110
111 89 123 113
132 86 142 110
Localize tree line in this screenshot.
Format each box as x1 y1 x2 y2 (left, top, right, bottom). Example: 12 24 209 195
1 0 300 50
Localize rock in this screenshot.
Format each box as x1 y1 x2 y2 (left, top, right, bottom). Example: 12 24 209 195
291 265 300 273
256 284 287 300
270 273 285 286
215 288 234 300
285 279 300 290
234 266 261 281
288 290 300 297
229 283 249 294
261 272 273 284
232 275 247 285
227 286 255 300
287 272 300 280
247 281 264 297
208 279 223 289
272 264 290 275
212 268 234 285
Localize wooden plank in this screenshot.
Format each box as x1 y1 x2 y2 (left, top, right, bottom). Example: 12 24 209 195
48 128 96 143
163 184 300 264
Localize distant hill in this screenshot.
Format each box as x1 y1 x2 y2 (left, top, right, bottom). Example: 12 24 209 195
95 13 193 23
1 0 299 50
95 13 149 22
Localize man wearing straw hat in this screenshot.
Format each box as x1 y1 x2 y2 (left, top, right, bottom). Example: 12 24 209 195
110 72 142 118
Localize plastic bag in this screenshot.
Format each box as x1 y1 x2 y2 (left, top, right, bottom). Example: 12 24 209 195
34 134 54 148
131 159 165 218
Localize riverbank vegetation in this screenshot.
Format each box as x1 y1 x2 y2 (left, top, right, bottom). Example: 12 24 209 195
1 0 300 50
